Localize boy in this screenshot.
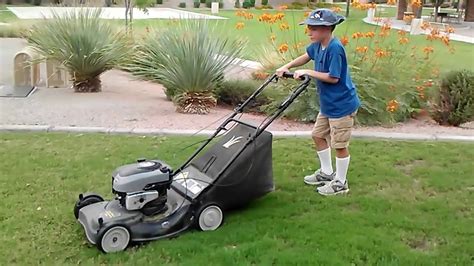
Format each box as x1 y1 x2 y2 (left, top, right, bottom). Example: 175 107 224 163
276 9 360 196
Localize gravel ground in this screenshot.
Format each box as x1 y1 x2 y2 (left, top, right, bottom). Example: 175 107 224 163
1 70 473 136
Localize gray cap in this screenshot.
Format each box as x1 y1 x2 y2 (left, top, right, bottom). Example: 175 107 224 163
299 8 345 26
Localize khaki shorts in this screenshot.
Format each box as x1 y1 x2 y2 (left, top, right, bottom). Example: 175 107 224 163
312 112 357 149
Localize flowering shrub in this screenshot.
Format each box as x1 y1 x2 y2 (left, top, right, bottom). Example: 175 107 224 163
231 6 456 125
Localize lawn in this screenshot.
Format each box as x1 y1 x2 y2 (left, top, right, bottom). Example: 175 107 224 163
0 132 473 265
1 5 473 71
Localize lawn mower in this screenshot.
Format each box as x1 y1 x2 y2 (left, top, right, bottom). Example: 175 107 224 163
73 73 311 253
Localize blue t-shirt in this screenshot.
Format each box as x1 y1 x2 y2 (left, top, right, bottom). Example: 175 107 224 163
306 38 360 118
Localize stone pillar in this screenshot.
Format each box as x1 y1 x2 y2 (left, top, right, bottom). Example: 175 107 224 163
46 60 71 88
14 48 40 87
410 18 423 35
367 8 376 21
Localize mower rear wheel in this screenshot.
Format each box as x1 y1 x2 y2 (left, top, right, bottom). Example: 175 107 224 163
74 193 104 219
197 205 224 231
97 225 130 253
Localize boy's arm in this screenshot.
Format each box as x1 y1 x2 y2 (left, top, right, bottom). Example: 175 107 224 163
275 53 311 76
294 69 339 84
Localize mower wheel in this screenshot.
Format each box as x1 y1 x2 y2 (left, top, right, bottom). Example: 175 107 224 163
197 204 224 231
74 193 104 219
97 225 131 253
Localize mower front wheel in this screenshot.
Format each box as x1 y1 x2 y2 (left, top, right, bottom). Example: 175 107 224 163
74 193 104 219
97 225 131 253
196 204 224 231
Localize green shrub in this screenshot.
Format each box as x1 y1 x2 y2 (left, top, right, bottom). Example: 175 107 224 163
178 2 186 7
27 9 130 93
287 1 306 9
6 0 13 4
156 0 163 4
308 2 337 8
200 0 206 3
215 79 273 112
261 0 268 5
234 0 240 8
242 0 251 8
128 20 247 114
431 70 474 126
194 0 200 7
250 0 255 7
105 0 113 7
33 0 42 6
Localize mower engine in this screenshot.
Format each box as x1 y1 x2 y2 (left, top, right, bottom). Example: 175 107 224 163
112 159 172 216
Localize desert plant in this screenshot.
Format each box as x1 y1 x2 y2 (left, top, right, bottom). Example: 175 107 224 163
242 0 251 8
194 0 200 7
431 70 474 126
250 0 255 7
128 20 247 114
178 2 186 7
215 79 273 112
261 0 268 5
234 0 240 8
27 9 130 92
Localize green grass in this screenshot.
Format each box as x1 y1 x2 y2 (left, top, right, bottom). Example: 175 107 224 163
1 132 473 264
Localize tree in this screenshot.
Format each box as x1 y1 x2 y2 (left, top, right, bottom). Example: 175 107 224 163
397 0 408 20
466 0 474 21
124 0 155 33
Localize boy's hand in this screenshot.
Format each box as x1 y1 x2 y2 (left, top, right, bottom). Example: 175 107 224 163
294 69 310 79
275 66 290 77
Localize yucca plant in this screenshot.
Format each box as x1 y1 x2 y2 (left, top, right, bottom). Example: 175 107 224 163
27 9 130 92
129 20 247 114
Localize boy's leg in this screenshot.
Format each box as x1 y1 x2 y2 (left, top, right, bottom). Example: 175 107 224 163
304 113 334 185
317 112 355 195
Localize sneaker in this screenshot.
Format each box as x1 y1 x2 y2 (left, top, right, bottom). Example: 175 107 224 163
317 179 349 196
303 169 335 186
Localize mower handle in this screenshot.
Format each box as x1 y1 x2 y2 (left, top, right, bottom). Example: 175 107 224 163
279 72 311 83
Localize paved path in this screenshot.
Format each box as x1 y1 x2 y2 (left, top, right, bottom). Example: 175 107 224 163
6 6 226 20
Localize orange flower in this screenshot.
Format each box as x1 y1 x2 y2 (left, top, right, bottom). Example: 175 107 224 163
446 26 455 33
303 11 310 18
270 34 276 42
379 31 390 37
411 0 422 8
365 31 375 38
375 48 388 58
423 46 434 55
397 30 406 36
356 46 369 53
424 81 433 87
279 23 290 31
293 42 304 50
274 13 285 21
398 37 409 44
258 13 273 23
340 35 349 46
367 2 376 9
441 35 450 46
331 6 342 13
421 22 431 30
235 22 245 30
387 0 396 5
278 43 289 53
386 100 399 112
352 32 364 39
381 23 392 31
278 5 288 10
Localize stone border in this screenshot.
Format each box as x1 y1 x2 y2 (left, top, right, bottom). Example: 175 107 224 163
1 124 473 142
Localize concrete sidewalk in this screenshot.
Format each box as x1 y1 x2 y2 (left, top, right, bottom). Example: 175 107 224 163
1 124 473 142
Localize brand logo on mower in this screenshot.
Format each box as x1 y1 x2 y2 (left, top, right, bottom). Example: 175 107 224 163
223 136 243 148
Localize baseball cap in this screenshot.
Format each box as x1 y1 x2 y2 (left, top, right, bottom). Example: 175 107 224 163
299 8 345 27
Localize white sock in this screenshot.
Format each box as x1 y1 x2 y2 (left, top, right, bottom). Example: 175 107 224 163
317 148 333 175
335 156 350 183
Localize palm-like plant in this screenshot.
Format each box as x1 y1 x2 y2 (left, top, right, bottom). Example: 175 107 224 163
129 20 247 114
27 9 130 92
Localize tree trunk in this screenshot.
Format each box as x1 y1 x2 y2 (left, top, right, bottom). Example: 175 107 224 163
466 0 474 21
346 0 350 17
73 76 101 93
397 0 408 20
